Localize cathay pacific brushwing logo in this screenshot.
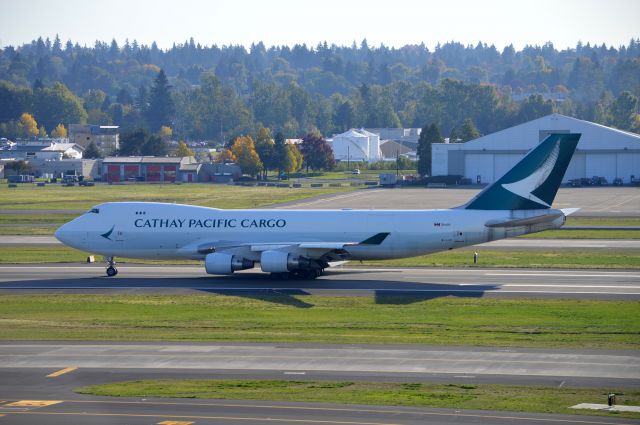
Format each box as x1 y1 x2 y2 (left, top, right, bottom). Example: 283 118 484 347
101 225 115 240
501 141 560 207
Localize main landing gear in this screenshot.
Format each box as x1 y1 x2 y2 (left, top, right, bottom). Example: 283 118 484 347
105 256 118 277
270 268 324 280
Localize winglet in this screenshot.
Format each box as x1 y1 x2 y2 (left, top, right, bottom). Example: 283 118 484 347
359 232 390 245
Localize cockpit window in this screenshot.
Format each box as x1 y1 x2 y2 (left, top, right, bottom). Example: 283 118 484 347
89 208 100 214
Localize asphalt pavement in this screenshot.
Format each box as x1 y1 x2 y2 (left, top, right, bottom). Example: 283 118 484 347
0 265 638 299
0 342 638 425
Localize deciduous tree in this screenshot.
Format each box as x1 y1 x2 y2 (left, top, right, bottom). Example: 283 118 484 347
51 123 67 138
299 133 335 172
175 141 194 157
19 113 38 138
215 148 237 163
230 136 262 177
254 127 275 179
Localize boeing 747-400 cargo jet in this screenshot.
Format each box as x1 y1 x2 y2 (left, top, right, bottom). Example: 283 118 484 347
55 133 580 278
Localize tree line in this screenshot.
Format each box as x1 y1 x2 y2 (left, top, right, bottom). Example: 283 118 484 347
1 37 639 143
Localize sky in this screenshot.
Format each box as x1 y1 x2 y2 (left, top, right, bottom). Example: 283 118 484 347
1 0 638 51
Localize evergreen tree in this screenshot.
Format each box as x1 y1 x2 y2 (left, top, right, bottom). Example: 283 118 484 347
274 131 289 176
146 69 174 131
116 88 133 105
417 123 441 177
459 118 480 142
119 128 148 156
84 141 102 159
142 135 168 156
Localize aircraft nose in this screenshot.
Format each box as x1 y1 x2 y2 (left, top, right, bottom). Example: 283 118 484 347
54 223 71 245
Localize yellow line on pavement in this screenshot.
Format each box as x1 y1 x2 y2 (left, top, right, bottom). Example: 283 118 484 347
46 367 77 377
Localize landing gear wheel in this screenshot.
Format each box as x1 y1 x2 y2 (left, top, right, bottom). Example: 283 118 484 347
105 256 118 277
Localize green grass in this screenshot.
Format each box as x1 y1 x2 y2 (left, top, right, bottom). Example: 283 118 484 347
0 295 638 348
0 226 57 235
76 380 640 419
566 217 640 227
1 246 639 269
0 184 354 210
364 249 640 269
0 214 78 224
521 229 640 239
0 247 199 264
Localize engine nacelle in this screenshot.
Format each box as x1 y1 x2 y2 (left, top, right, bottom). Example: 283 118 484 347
260 250 310 273
205 252 254 275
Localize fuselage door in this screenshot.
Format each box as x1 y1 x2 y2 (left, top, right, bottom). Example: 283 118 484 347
453 230 465 243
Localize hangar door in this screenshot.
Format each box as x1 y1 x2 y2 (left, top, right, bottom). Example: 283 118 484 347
493 154 523 182
586 154 616 182
617 153 640 183
465 153 493 184
564 153 586 182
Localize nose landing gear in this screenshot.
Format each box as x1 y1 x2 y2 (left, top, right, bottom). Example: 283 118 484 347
105 256 118 277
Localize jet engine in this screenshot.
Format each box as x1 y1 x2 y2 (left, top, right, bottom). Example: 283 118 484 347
205 252 254 274
260 250 310 272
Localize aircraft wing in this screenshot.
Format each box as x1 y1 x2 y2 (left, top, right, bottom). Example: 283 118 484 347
193 232 390 262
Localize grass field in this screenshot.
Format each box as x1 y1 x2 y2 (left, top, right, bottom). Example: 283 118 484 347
0 184 354 210
1 246 639 268
76 380 640 419
0 295 638 349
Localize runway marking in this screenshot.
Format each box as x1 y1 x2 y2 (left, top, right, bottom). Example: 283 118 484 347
46 367 77 377
5 400 61 407
6 411 401 425
486 273 640 278
157 421 194 425
502 285 640 289
454 376 476 378
3 403 630 424
284 371 307 375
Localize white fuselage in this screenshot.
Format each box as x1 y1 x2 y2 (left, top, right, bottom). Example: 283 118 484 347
55 202 565 262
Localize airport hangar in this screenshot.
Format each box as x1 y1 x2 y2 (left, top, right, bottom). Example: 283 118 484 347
431 113 640 184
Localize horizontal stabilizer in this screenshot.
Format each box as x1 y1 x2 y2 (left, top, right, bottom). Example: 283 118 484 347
561 207 580 216
485 212 563 228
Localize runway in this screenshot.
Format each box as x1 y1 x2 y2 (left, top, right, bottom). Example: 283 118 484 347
0 342 638 425
1 264 639 299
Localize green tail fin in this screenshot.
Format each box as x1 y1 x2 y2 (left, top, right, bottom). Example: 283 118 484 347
463 133 580 210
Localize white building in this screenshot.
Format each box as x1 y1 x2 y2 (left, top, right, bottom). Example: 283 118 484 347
0 139 83 161
432 114 640 184
330 129 382 163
